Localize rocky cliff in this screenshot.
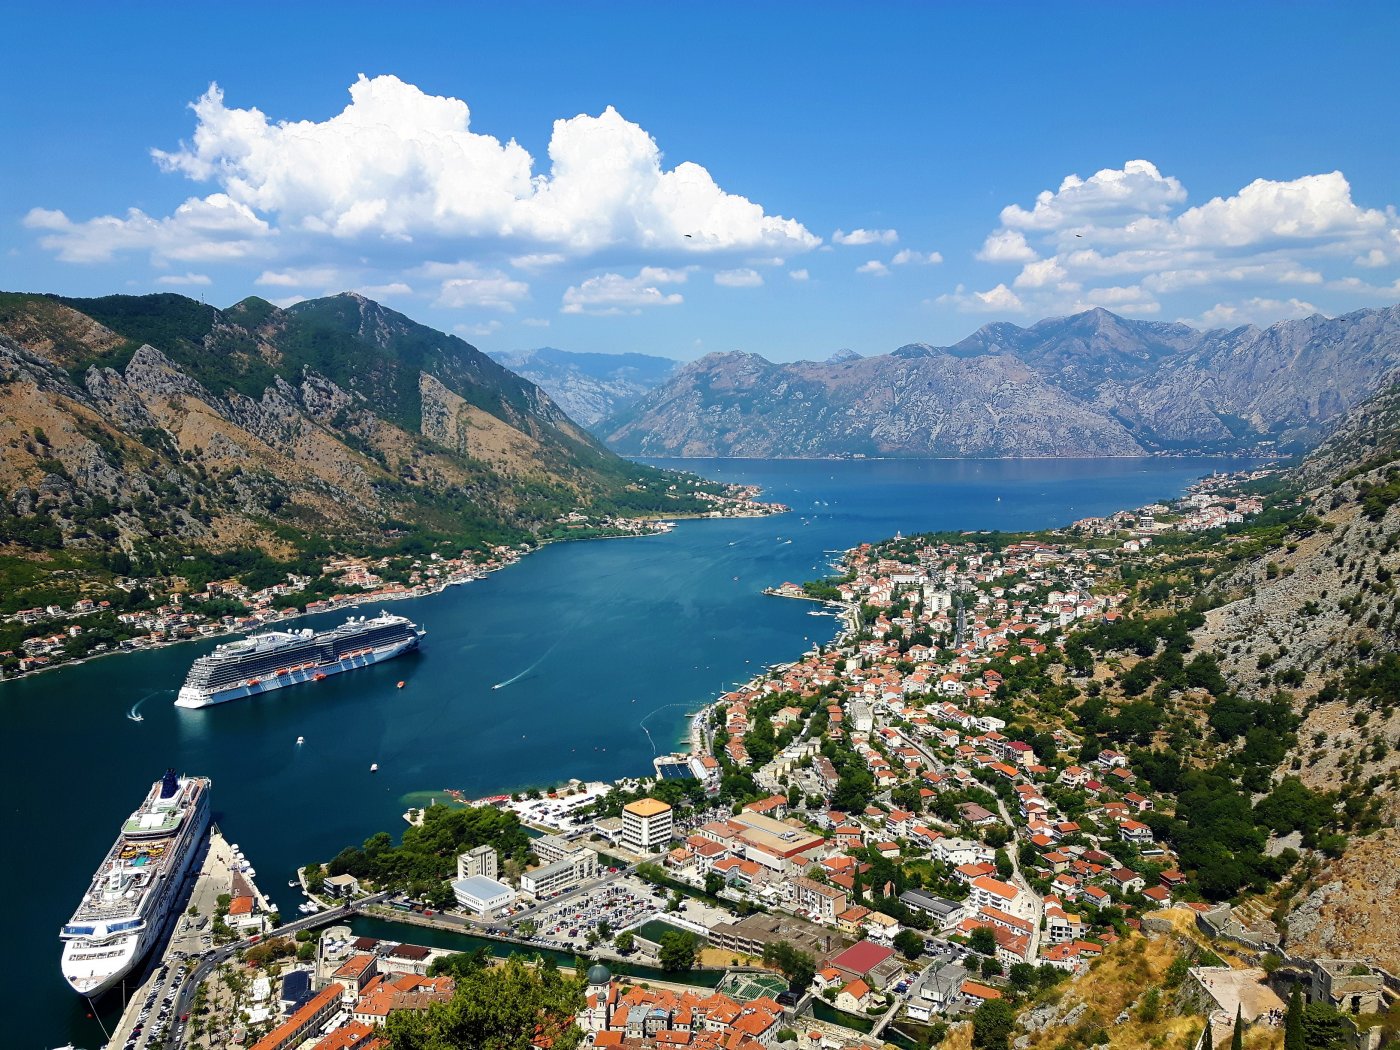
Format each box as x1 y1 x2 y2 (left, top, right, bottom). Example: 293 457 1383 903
1190 383 1400 971
0 291 680 568
602 304 1400 458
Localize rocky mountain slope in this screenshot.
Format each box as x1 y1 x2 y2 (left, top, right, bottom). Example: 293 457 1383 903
602 305 1400 458
602 348 1146 458
1189 384 1400 971
0 291 689 583
488 346 678 427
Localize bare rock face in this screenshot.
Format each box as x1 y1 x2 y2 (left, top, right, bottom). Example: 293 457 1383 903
1284 829 1400 973
602 304 1400 458
604 349 1146 458
419 372 472 454
0 289 656 558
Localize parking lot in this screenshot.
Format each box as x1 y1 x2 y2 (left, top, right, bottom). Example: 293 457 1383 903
510 878 659 951
118 956 191 1050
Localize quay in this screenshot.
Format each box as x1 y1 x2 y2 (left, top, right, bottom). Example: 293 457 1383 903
102 827 376 1050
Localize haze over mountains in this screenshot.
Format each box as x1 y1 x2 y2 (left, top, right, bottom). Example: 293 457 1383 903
488 346 678 427
598 305 1400 458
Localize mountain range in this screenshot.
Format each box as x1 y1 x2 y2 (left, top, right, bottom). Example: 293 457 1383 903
599 305 1400 458
487 346 678 428
0 290 692 595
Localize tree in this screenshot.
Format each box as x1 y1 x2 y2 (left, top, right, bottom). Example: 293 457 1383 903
763 941 817 992
704 872 725 897
384 956 583 1050
893 929 924 960
994 849 1013 880
1230 1005 1244 1050
614 931 635 954
968 926 997 956
1300 1002 1348 1050
658 930 698 972
1284 986 1304 1050
1202 1020 1213 1050
429 948 492 979
1007 963 1036 993
971 999 1015 1050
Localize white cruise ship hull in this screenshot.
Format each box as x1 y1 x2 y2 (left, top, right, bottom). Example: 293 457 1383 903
175 635 419 708
60 781 209 998
61 927 152 997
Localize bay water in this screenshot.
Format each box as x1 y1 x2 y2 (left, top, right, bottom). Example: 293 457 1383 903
2 456 1257 1047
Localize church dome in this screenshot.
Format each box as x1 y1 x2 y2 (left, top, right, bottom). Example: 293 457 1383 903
586 962 612 985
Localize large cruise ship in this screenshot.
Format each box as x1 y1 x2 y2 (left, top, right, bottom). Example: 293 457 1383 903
60 770 210 997
175 611 425 708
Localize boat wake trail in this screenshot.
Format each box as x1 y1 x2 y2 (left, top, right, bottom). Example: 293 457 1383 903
492 634 567 690
127 690 165 722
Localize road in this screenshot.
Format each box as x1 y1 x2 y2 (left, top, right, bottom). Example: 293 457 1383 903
161 893 388 1049
993 795 1042 961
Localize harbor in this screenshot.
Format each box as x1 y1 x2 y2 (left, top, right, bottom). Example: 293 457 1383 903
13 456 1253 1050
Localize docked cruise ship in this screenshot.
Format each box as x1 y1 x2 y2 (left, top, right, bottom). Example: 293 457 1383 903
175 611 425 708
60 770 210 997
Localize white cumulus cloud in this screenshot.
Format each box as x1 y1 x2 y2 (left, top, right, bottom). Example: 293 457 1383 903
714 268 763 288
255 266 344 288
24 194 272 264
856 260 891 277
561 267 688 315
970 160 1400 323
788 268 810 282
1196 297 1321 328
936 283 1026 313
976 229 1038 264
155 272 212 286
833 228 898 246
98 75 818 262
510 253 566 270
1173 172 1391 249
1000 159 1186 232
433 265 529 311
892 249 942 265
454 320 503 338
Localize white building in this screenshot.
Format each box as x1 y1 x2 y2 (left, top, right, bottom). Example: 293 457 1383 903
621 798 674 853
521 847 598 898
457 844 498 881
451 874 515 916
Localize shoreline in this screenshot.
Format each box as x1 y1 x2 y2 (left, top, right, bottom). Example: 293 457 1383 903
0 502 785 688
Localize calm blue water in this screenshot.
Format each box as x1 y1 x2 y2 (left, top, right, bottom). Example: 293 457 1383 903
2 456 1254 1047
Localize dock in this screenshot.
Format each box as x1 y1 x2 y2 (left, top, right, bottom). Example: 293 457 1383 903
104 827 277 1050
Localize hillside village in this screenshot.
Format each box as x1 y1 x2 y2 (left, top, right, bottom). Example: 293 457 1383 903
242 463 1397 1050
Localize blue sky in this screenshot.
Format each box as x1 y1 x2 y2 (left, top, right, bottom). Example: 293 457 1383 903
3 1 1398 361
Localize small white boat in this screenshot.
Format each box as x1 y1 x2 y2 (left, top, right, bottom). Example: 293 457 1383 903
370 763 379 773
296 735 305 745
